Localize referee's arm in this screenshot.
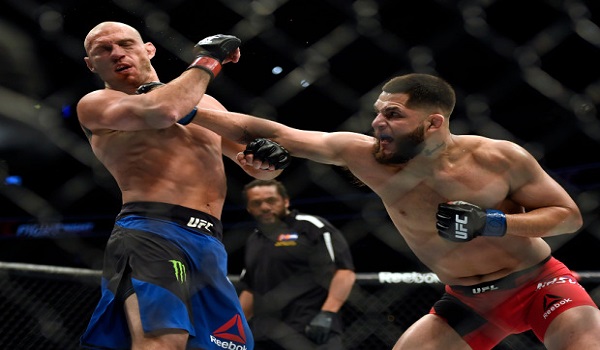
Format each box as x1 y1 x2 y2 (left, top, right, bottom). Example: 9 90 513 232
239 289 254 320
321 269 356 312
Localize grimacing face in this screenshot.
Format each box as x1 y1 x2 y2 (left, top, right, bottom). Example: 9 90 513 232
84 23 155 90
373 123 426 164
245 185 289 225
371 92 428 165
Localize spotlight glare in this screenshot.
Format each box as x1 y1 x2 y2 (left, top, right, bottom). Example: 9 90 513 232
5 175 22 186
62 105 72 118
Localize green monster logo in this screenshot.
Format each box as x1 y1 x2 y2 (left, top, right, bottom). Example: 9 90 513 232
169 259 187 284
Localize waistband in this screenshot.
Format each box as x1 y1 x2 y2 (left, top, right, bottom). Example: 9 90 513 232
449 255 552 295
117 201 223 240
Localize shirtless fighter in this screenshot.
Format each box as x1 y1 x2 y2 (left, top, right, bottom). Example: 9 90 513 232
193 73 600 349
78 22 288 350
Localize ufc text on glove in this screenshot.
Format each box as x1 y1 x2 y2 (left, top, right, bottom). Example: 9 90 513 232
436 201 507 242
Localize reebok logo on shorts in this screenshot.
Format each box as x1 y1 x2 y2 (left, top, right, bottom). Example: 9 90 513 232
542 294 572 319
169 259 187 284
210 314 247 349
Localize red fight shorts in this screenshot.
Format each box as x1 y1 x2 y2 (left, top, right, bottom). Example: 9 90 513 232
429 256 598 349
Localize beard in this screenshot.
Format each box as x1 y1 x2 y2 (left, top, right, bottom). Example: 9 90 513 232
256 206 289 232
373 124 425 165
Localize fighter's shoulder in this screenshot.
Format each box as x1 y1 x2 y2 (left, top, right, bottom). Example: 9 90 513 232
80 88 125 102
460 135 524 151
463 135 533 165
77 89 124 114
76 90 103 125
77 89 129 133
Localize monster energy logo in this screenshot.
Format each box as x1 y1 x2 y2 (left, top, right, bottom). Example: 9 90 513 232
169 259 187 284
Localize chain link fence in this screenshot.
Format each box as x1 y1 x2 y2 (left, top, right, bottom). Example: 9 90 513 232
1 0 599 235
0 1 599 349
1 262 599 349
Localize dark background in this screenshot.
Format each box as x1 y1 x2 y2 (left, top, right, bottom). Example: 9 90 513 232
0 0 599 274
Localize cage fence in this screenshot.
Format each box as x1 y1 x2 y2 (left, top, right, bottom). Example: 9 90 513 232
0 1 599 349
1 262 599 350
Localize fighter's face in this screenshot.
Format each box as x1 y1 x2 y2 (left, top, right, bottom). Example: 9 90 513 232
84 24 155 91
371 92 427 165
372 123 425 164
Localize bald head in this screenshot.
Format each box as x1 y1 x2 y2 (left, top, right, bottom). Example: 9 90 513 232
82 21 158 90
84 21 144 55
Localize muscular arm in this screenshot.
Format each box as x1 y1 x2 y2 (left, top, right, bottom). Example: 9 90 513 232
321 269 356 313
77 69 211 133
194 95 283 179
195 108 373 167
504 143 583 238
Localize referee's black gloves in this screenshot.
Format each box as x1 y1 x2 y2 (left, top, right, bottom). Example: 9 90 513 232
305 311 336 344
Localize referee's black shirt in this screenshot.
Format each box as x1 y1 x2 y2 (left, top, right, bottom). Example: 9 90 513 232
239 209 355 338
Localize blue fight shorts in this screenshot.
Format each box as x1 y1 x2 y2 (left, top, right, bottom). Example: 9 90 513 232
81 201 253 350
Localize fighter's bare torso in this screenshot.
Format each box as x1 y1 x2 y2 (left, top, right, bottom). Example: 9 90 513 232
344 134 551 285
85 96 228 219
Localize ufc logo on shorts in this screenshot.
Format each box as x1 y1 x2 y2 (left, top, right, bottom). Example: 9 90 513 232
454 215 469 240
186 217 214 231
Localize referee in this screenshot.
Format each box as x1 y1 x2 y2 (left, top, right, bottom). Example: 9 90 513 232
238 179 356 350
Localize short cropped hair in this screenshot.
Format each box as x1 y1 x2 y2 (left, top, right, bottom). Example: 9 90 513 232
382 73 456 117
242 179 289 204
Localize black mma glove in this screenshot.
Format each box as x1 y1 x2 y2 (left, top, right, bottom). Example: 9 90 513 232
436 201 507 242
244 138 291 170
187 34 241 80
135 81 196 125
135 81 165 94
305 311 336 345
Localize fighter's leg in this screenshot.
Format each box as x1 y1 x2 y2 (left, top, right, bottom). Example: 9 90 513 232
124 293 189 350
543 305 600 350
393 314 471 350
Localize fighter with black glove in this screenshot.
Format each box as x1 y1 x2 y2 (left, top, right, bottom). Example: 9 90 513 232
244 138 291 170
134 34 240 125
305 311 337 345
436 201 507 242
186 34 241 81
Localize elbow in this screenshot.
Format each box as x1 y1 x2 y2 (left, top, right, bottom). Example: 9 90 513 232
149 107 180 129
349 271 357 285
161 106 182 125
165 112 181 126
562 206 583 234
340 269 357 285
569 210 584 233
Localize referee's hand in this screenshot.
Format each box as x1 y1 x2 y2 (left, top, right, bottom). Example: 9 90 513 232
305 311 335 344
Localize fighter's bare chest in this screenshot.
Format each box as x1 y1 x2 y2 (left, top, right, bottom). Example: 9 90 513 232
374 167 510 210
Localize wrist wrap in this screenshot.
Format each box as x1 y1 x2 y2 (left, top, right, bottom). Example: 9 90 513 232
483 209 507 237
186 56 221 80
